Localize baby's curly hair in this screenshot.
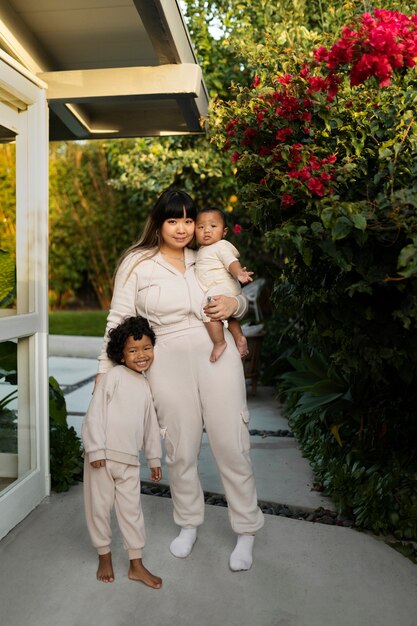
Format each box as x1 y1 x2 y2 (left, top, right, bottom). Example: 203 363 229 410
106 316 156 365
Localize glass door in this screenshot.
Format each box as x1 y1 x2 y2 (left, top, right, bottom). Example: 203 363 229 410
0 57 49 539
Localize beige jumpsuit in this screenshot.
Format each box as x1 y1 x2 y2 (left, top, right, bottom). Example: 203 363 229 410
98 248 264 535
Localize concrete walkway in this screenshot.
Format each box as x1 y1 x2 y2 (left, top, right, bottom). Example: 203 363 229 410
0 336 416 626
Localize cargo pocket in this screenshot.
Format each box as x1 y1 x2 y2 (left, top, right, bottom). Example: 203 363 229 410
163 429 176 463
239 410 251 452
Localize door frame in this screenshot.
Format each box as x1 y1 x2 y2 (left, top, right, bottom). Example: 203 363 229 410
0 52 49 540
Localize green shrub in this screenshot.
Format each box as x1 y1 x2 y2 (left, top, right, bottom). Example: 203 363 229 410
49 376 83 492
212 7 417 538
0 342 83 492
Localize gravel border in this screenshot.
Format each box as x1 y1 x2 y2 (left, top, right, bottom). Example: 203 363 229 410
141 482 354 528
249 429 294 438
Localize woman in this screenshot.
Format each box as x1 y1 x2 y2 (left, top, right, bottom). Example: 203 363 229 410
97 188 264 571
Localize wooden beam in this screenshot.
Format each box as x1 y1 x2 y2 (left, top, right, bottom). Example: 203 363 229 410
38 64 203 102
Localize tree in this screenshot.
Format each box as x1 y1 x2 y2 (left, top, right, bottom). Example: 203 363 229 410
49 141 136 308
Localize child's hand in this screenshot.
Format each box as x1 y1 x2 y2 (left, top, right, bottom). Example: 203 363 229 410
93 373 104 394
90 459 106 469
237 267 254 284
150 467 162 482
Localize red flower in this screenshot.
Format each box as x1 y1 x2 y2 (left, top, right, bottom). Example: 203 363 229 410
281 193 296 208
242 128 257 145
307 177 325 197
276 73 293 85
314 46 329 62
233 224 242 234
276 127 293 142
309 155 321 170
226 118 239 134
307 75 328 92
299 166 311 181
231 151 240 164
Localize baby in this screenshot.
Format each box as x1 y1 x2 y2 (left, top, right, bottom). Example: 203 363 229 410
195 208 253 362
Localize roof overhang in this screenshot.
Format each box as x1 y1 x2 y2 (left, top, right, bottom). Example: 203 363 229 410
0 0 209 140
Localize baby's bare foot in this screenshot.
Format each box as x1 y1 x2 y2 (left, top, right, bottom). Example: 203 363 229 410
97 552 114 583
128 559 162 589
210 341 227 362
236 335 249 358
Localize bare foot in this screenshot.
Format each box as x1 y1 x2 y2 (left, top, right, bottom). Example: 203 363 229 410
236 335 249 358
97 552 114 583
128 559 162 589
210 341 227 362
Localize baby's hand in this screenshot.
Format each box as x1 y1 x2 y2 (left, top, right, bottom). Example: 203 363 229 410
237 267 254 284
150 467 162 482
90 459 106 469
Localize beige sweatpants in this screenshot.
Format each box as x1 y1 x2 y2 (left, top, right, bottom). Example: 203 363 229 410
83 459 145 559
147 325 264 535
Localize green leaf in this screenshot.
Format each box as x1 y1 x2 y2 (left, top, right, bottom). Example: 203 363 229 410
311 380 346 396
49 376 68 427
351 213 367 231
291 391 344 417
332 217 352 241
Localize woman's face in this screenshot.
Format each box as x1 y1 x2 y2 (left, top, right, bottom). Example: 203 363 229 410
160 210 195 251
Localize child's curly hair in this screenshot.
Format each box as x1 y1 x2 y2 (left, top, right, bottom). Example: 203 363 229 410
106 316 156 364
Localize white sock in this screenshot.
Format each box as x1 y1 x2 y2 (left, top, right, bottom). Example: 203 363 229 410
229 534 255 571
169 528 197 558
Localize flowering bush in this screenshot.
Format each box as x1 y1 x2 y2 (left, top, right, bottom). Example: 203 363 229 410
211 8 417 538
315 9 417 87
216 9 417 229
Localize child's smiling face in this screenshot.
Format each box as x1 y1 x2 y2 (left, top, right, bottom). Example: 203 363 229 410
121 335 154 373
196 211 228 246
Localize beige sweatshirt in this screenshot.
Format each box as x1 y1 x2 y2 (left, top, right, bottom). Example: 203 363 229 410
82 365 161 468
98 247 248 373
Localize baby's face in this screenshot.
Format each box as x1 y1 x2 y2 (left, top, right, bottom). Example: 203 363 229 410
121 335 154 373
196 211 227 246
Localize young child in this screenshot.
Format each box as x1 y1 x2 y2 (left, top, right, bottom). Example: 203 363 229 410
82 316 162 588
195 207 253 362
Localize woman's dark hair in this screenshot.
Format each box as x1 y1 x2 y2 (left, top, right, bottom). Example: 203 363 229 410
106 316 156 365
116 187 197 271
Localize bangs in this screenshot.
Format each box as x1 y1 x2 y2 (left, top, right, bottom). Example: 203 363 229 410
152 188 197 228
164 195 197 221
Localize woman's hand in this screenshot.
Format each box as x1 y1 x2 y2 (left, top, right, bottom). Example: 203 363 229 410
203 295 238 321
90 459 106 469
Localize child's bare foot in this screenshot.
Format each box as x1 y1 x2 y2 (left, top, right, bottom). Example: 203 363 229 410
210 341 227 362
128 559 162 589
236 335 249 358
97 552 114 583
